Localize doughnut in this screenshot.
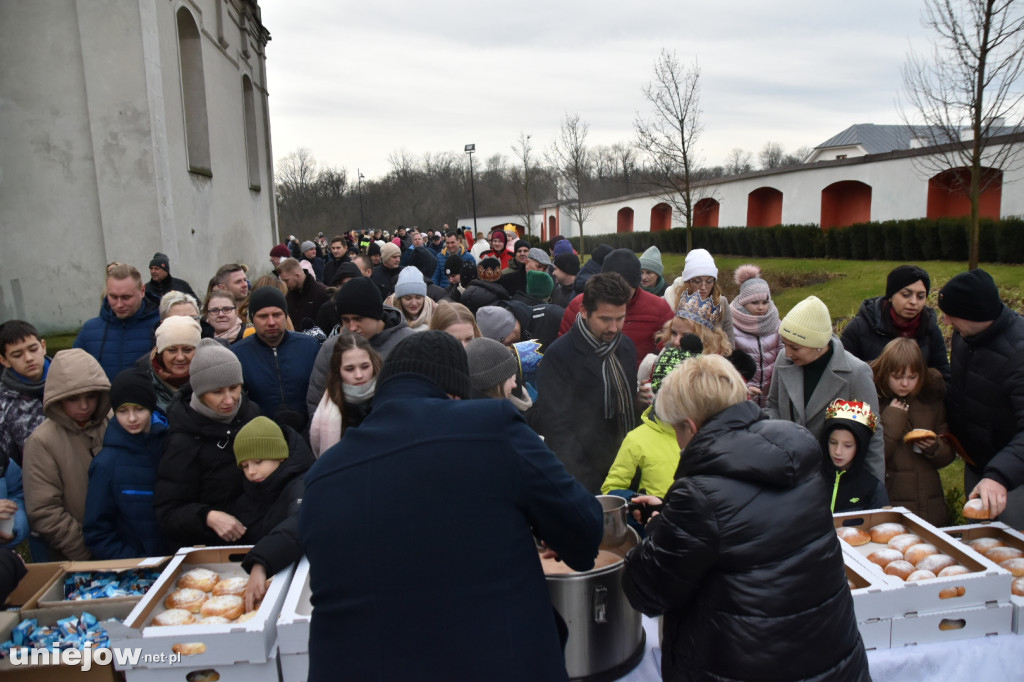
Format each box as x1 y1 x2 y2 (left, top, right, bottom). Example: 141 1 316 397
888 533 924 554
963 499 990 520
186 671 221 682
152 609 195 626
866 548 904 568
884 560 916 580
836 527 871 546
939 585 966 599
906 569 937 581
915 554 957 573
870 523 909 544
234 610 260 624
212 576 249 597
984 546 1024 563
200 595 244 621
1013 577 1024 597
178 568 221 592
172 642 207 656
195 616 231 625
164 588 207 613
904 543 939 566
999 558 1024 577
903 428 936 443
938 565 971 578
967 537 1004 553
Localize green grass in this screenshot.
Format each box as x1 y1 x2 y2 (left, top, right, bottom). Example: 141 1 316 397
45 334 77 354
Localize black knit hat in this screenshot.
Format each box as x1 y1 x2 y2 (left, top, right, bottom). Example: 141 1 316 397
445 254 463 277
938 268 1003 322
513 239 530 253
886 265 931 299
334 276 384 320
409 246 438 279
553 253 580 276
248 286 288 320
378 331 472 398
602 248 643 289
149 252 170 273
110 368 157 412
329 262 362 286
591 244 613 265
368 241 382 257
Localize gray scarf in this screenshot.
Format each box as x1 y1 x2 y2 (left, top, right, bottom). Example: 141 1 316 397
574 313 635 440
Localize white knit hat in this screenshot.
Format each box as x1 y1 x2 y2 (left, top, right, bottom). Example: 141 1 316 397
155 316 202 353
780 296 832 349
394 266 426 299
680 249 718 282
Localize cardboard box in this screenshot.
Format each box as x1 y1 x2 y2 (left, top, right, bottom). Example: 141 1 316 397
276 557 310 657
278 651 307 682
857 617 891 651
3 562 64 611
33 557 170 616
890 601 1013 646
0 600 135 681
843 547 901 623
106 546 294 670
939 522 1024 634
834 508 1011 616
122 645 281 682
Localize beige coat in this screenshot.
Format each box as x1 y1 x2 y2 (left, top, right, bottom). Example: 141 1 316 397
23 349 110 560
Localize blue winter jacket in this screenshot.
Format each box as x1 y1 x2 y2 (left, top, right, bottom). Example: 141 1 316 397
84 412 170 559
231 332 319 424
73 299 161 381
0 458 30 549
431 246 476 288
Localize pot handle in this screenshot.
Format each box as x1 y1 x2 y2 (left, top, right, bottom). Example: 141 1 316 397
593 585 608 624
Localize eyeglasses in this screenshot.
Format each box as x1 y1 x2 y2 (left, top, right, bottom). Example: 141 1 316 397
208 307 236 315
687 277 716 288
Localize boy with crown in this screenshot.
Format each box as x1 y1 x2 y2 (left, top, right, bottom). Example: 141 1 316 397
821 399 889 513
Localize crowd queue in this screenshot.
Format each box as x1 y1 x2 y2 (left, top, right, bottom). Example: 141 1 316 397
0 223 1022 681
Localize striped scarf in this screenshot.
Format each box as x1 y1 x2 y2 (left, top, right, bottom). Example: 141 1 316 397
574 313 635 440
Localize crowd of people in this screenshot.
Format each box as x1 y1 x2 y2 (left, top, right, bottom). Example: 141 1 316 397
0 222 1021 680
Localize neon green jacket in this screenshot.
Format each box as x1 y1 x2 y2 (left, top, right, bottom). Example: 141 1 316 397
600 406 679 498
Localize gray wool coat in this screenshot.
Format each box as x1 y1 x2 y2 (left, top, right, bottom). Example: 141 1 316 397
766 335 885 483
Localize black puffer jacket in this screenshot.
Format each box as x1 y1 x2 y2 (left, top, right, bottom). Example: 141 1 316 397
460 280 510 314
623 401 869 682
840 297 950 384
154 387 260 548
947 305 1024 487
233 425 314 544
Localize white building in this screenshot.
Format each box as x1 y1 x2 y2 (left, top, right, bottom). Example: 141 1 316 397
0 0 277 333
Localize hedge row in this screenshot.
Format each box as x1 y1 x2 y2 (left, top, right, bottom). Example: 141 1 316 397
540 217 1024 263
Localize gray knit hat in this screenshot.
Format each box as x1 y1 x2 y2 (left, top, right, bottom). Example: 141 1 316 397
301 240 316 252
639 246 664 276
465 337 518 391
189 338 243 396
476 306 516 343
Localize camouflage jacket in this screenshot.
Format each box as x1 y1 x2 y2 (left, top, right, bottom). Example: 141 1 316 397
0 367 46 469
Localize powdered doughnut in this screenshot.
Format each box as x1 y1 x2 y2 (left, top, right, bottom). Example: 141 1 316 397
195 616 231 625
888 533 924 554
866 548 904 568
999 558 1024 577
164 588 207 613
836 527 871 546
212 576 248 597
938 565 971 578
200 595 244 620
984 546 1024 563
870 523 908 544
906 569 937 581
963 498 990 520
178 568 221 592
235 610 260 624
1013 577 1024 596
884 560 916 580
968 537 1004 553
172 642 207 656
915 554 957 573
904 543 939 566
153 608 195 626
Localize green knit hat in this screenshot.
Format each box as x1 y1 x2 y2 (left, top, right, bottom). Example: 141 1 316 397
234 417 289 467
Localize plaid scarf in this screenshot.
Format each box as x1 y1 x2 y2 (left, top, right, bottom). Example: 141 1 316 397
574 313 635 440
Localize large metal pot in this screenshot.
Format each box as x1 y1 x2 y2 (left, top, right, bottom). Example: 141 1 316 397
545 523 645 681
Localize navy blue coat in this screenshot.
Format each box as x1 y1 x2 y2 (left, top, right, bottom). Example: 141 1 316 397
300 374 603 682
73 299 161 381
231 332 319 426
84 413 171 559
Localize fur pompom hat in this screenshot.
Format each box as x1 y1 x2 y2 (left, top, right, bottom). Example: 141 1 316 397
733 264 772 307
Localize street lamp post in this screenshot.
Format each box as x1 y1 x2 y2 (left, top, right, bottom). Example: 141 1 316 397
465 144 477 234
358 169 365 231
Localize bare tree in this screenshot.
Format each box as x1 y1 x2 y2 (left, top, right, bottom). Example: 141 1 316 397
634 49 706 252
611 142 637 193
724 148 753 175
900 0 1024 269
510 132 536 236
782 146 813 167
759 141 786 170
547 113 593 254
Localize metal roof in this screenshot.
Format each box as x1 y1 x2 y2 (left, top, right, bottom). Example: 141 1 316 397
815 123 1019 153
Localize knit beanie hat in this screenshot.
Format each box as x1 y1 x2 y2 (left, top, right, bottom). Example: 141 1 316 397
378 330 472 398
527 248 552 268
938 268 1002 322
780 296 832 349
248 286 288 320
489 229 508 246
394 266 427 299
329 262 363 286
408 246 438 279
368 241 382 257
380 243 401 264
639 246 664 277
465 337 518 391
676 291 723 330
189 338 243 396
444 254 463 277
553 253 581 276
335 277 384 320
552 237 574 257
300 240 316 253
514 239 530 253
602 249 643 289
526 271 555 300
155 316 202 353
733 264 771 307
149 252 170 273
886 265 931 299
651 343 702 393
477 306 516 342
234 416 289 467
110 368 157 412
591 244 613 265
680 248 718 282
269 244 291 258
477 256 503 282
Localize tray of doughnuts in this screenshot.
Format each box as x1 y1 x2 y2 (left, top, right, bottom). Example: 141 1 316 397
834 508 1013 618
939 522 1024 634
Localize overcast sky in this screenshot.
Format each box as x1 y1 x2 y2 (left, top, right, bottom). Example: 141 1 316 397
259 1 932 181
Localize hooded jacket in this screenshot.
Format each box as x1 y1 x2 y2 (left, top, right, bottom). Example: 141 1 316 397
557 288 674 367
601 406 679 499
840 297 951 384
84 413 170 559
502 300 564 352
821 422 889 514
0 362 48 469
23 349 111 560
73 298 161 381
623 401 869 682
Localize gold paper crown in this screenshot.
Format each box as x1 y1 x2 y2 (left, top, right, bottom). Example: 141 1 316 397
676 291 723 330
825 399 877 433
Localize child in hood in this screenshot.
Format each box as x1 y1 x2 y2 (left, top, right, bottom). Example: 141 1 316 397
821 399 888 513
729 265 784 408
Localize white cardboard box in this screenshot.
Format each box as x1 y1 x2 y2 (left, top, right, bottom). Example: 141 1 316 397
123 644 281 682
939 522 1024 634
857 617 892 651
843 545 901 623
890 602 1013 647
834 508 1011 616
276 556 311 657
279 651 308 682
107 546 294 670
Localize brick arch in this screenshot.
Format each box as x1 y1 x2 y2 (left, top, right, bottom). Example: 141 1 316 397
651 203 672 232
821 180 872 229
747 187 783 227
927 167 1002 219
693 197 719 228
548 214 558 238
617 207 635 233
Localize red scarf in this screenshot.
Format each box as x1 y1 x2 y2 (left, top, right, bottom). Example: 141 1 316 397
886 300 921 338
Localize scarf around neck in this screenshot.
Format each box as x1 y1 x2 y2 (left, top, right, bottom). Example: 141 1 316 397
189 391 242 424
730 300 781 337
574 313 635 440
